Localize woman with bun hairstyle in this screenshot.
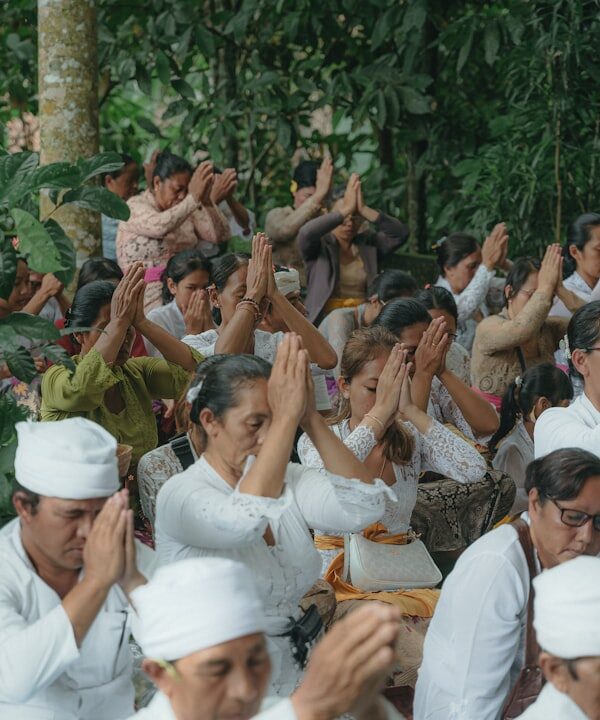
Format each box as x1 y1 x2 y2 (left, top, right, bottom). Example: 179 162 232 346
550 212 600 318
117 151 229 311
433 223 510 351
489 363 573 513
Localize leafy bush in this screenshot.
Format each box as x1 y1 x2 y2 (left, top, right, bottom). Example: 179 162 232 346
0 150 130 516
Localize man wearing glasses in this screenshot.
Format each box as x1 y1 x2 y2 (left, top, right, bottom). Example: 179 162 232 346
414 448 600 720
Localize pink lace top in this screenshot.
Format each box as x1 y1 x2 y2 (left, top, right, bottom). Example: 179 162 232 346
116 190 230 271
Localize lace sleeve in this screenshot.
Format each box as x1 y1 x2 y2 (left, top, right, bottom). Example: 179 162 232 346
454 265 496 322
431 378 475 440
445 343 471 385
419 420 487 483
297 423 378 470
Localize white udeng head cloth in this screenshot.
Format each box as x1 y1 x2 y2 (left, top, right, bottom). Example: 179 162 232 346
533 555 600 659
15 418 119 499
274 268 300 296
132 557 267 661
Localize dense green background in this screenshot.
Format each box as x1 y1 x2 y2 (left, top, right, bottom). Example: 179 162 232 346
2 0 599 257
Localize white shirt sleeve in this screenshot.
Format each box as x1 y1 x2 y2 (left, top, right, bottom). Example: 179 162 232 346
0 598 79 703
534 404 600 458
431 378 476 440
288 459 393 534
156 472 292 550
492 441 529 511
454 265 496 323
416 551 527 720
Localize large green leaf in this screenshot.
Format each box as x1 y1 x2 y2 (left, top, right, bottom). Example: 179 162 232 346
2 312 61 342
45 219 77 287
0 393 28 446
0 152 39 202
155 50 171 84
30 163 82 190
61 187 130 220
3 347 36 383
10 209 64 273
77 153 125 184
0 235 17 301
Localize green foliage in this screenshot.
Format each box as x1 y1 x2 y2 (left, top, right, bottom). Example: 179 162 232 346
0 150 130 514
1 1 599 255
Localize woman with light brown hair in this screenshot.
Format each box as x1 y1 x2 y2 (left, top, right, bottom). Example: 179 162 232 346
298 325 487 612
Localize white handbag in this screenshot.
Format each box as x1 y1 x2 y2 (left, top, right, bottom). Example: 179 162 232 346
343 531 442 592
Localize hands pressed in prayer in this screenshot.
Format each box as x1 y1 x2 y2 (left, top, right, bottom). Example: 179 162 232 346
538 242 562 297
189 160 215 205
414 316 450 379
482 222 509 271
110 261 146 327
268 332 309 425
365 343 412 438
290 602 401 720
245 232 271 304
210 167 237 204
183 288 213 335
314 155 334 204
338 173 360 218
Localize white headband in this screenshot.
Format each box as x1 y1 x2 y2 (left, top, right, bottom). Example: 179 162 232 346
131 557 267 661
15 418 119 499
533 556 600 658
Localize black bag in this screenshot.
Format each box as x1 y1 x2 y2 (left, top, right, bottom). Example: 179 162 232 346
281 605 323 669
170 434 195 470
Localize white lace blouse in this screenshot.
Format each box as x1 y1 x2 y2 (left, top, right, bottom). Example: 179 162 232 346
429 375 475 440
298 420 487 574
154 454 393 695
436 266 505 351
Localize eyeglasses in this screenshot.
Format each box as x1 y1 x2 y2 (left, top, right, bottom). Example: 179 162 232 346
550 498 600 531
583 347 600 354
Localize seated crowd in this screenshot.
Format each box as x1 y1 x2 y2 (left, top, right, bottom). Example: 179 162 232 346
2 150 600 720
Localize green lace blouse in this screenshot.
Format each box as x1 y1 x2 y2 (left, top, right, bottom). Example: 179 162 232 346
40 347 202 464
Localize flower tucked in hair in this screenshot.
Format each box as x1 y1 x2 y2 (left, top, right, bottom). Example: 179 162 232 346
186 382 202 404
559 335 572 360
515 375 523 388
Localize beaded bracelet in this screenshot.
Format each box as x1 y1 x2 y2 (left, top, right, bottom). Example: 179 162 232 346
237 300 261 323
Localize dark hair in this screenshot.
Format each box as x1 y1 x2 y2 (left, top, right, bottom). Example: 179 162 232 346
368 270 417 302
188 355 271 429
293 160 319 189
566 300 600 379
524 447 600 503
12 481 40 514
372 298 431 337
210 253 250 325
488 364 573 454
161 250 212 304
65 280 116 329
76 257 123 293
562 212 600 278
504 257 541 307
101 153 135 183
152 151 193 181
434 233 479 275
414 286 458 323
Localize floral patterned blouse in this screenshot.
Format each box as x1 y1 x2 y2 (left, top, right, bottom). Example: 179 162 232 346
116 190 230 272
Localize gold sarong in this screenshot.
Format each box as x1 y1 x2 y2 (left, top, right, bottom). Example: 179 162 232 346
315 523 440 617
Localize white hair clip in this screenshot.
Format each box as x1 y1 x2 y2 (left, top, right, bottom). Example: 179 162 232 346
515 375 522 388
559 335 572 360
186 382 202 404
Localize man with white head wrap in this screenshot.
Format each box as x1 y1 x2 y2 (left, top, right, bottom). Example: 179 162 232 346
129 556 406 720
0 418 147 719
516 556 600 719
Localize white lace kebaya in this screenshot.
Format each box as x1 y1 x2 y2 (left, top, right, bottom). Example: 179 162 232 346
298 420 487 575
154 454 394 697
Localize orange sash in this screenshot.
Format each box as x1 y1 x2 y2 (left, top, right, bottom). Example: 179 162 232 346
315 523 439 617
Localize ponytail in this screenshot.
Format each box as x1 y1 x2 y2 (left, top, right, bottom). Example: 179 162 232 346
488 380 521 454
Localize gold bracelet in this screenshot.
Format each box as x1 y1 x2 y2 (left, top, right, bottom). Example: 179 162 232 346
236 300 261 322
363 413 385 432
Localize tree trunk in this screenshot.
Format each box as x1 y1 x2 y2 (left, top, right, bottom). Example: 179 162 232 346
38 0 100 265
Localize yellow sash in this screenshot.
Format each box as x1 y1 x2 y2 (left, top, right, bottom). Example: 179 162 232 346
323 296 364 315
315 523 439 617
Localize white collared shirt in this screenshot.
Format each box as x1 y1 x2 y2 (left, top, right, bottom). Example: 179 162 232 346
534 392 600 459
549 271 600 319
145 300 186 357
0 519 134 720
492 420 534 513
414 516 537 720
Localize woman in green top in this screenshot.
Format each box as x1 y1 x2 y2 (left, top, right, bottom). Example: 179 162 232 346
41 262 202 464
